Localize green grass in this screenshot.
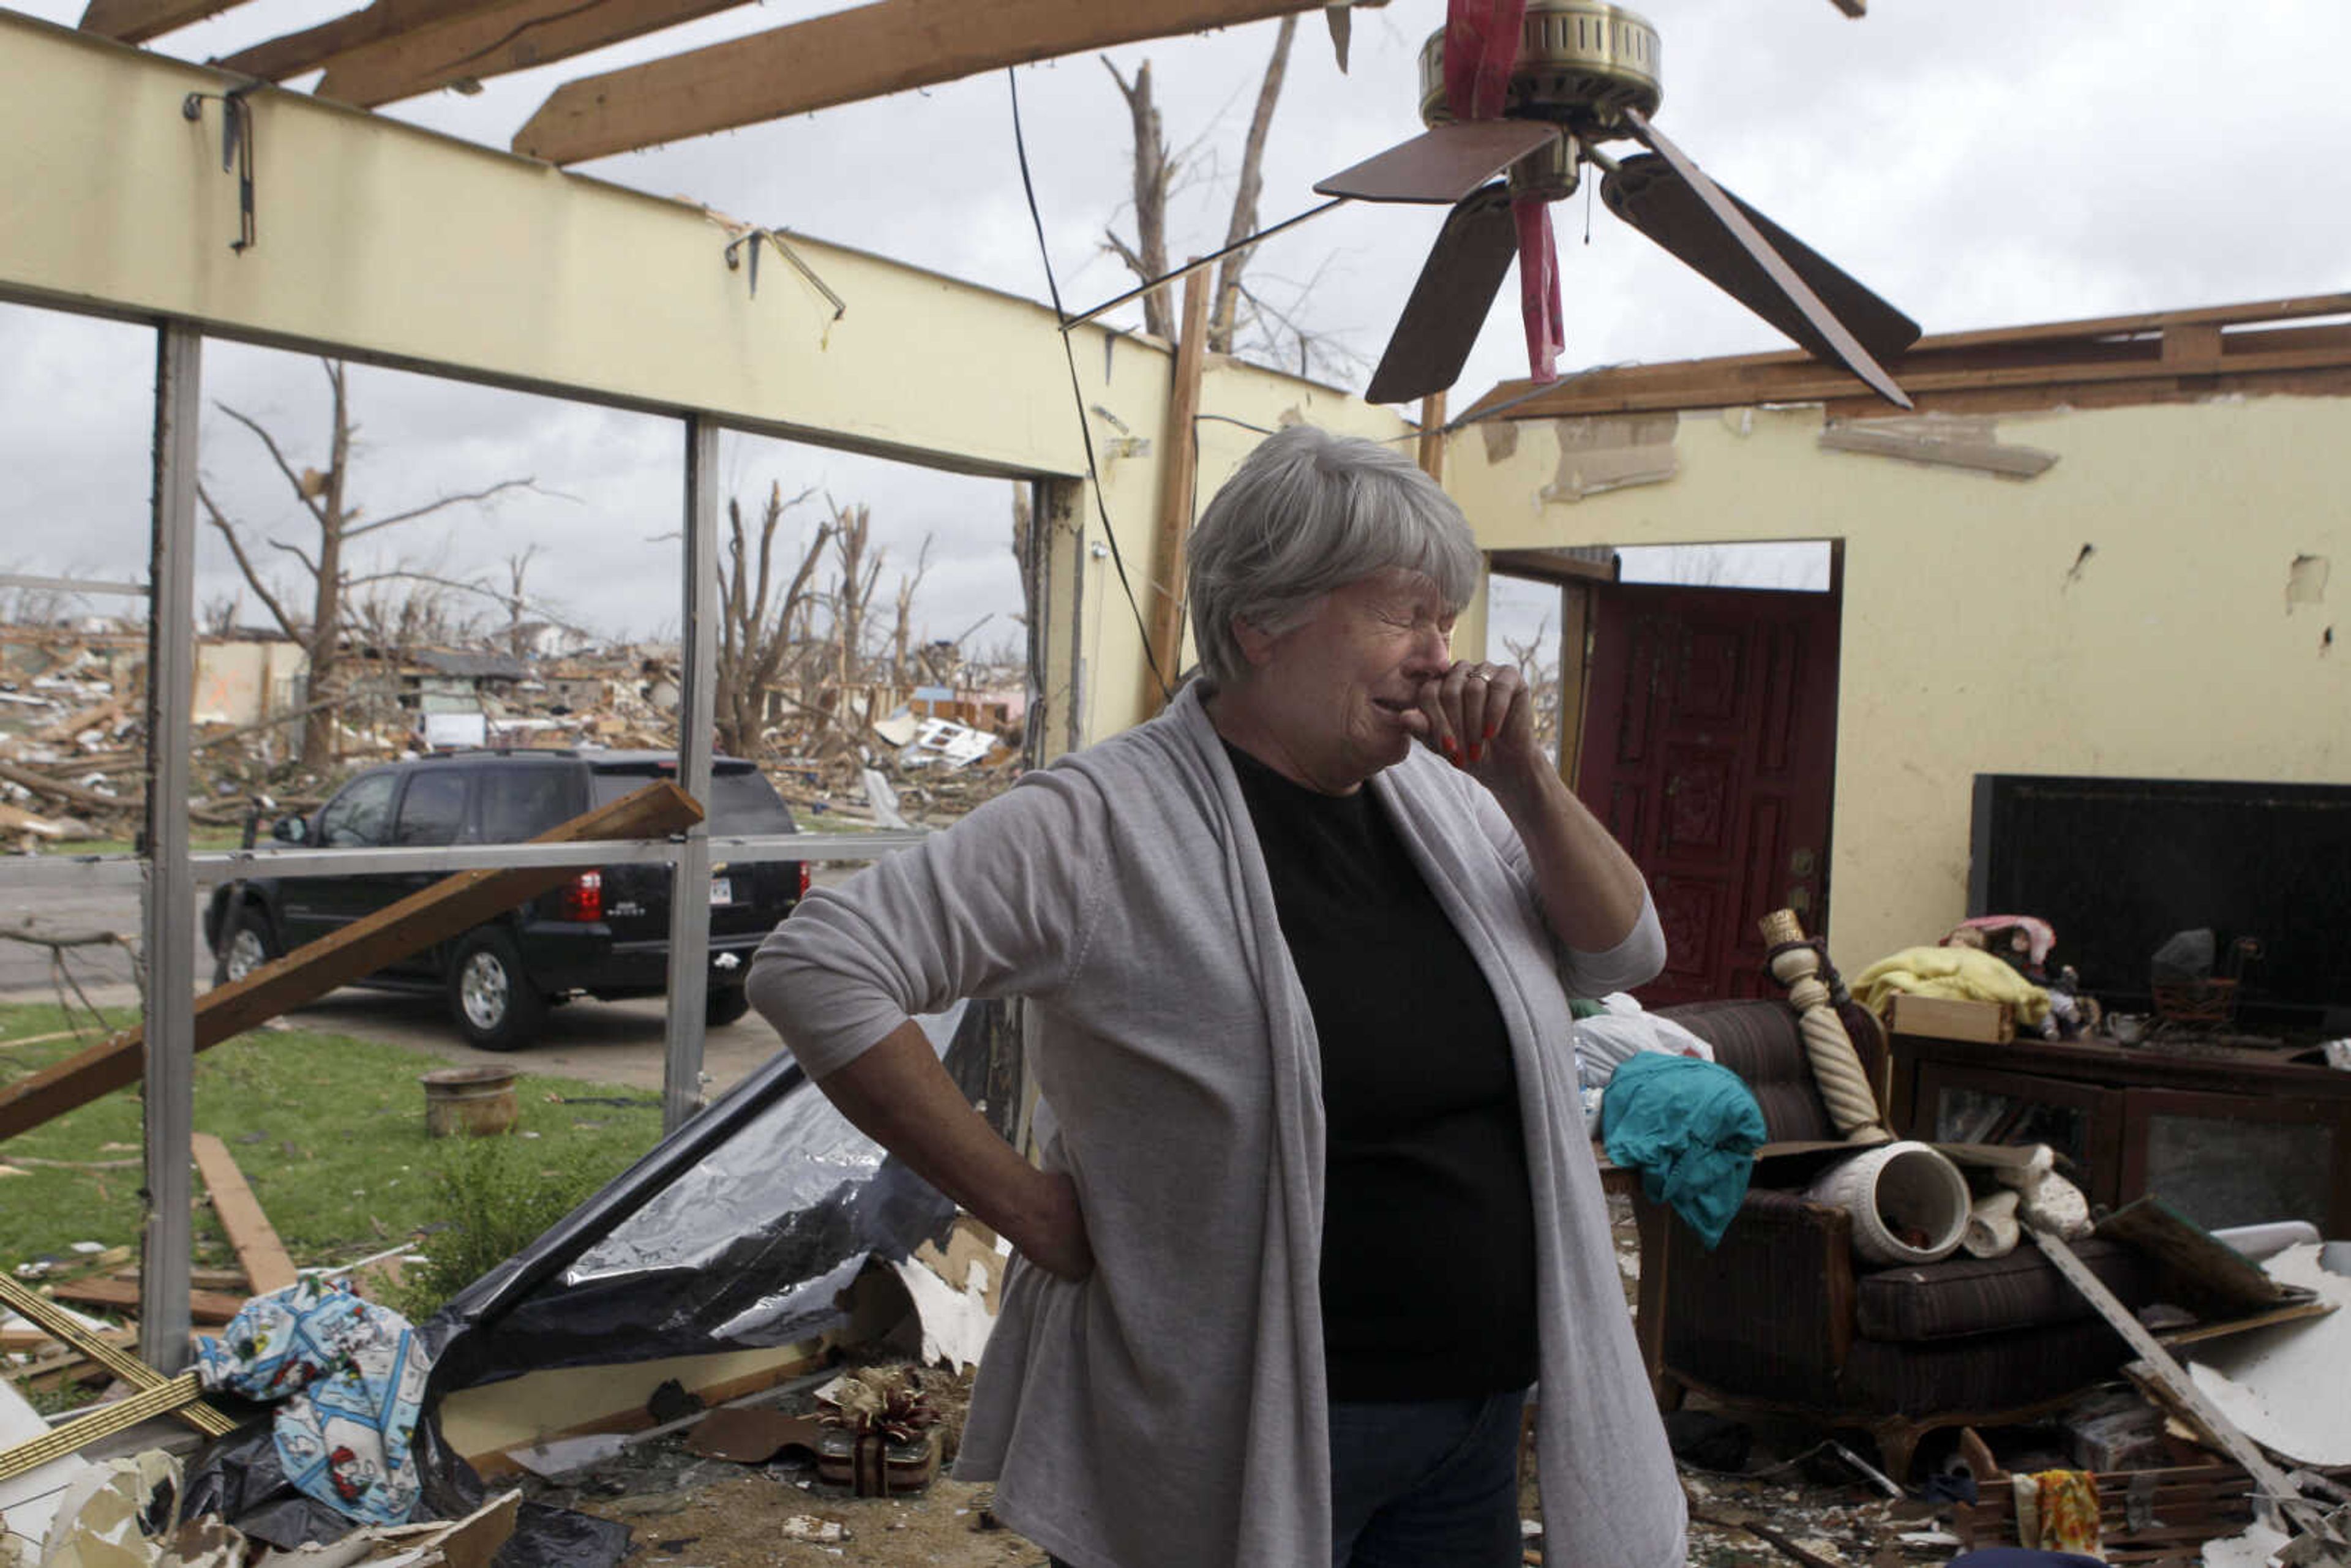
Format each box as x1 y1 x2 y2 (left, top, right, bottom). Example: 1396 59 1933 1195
0 1003 665 1276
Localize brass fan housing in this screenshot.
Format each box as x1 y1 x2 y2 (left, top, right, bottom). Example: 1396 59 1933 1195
1418 1 1663 198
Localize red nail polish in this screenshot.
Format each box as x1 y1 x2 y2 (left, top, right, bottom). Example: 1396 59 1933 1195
1468 743 1482 764
1485 723 1499 741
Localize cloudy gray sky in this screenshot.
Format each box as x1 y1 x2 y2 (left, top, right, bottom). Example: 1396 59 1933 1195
4 0 2347 660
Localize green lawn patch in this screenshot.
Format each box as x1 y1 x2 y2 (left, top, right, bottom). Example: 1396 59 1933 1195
0 1003 665 1276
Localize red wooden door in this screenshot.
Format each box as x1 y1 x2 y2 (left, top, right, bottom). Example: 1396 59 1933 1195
1577 584 1840 1005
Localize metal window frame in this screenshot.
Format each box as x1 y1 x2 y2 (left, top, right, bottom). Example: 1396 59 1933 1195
0 301 1040 1370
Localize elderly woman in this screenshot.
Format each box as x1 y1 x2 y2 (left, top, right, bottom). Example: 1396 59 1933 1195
747 425 1684 1568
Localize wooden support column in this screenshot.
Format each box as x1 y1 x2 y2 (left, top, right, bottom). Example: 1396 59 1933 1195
1415 392 1447 482
141 321 200 1375
1141 266 1210 718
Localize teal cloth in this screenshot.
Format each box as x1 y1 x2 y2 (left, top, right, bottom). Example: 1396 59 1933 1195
1600 1052 1766 1250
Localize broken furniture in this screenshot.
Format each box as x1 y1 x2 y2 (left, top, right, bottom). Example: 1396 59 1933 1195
1643 997 2167 1478
1888 1030 2351 1234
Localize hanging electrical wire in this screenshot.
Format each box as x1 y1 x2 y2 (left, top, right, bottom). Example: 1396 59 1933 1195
1006 67 1172 705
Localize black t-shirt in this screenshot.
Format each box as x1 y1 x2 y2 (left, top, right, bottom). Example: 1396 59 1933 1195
1224 741 1539 1401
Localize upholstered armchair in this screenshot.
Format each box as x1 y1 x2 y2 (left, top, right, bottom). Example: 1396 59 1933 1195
1638 999 2163 1478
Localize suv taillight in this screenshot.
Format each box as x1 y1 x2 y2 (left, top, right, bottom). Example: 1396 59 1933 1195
556 871 602 922
797 861 811 901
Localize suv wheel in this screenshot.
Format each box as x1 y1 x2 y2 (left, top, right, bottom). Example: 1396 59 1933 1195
213 904 280 986
447 928 547 1051
705 988 752 1029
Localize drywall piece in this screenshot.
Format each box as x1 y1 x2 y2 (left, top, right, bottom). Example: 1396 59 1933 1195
0 1376 93 1558
2188 1243 2351 1466
2202 1520 2293 1567
1819 413 2059 479
1542 413 1679 503
2289 555 2330 610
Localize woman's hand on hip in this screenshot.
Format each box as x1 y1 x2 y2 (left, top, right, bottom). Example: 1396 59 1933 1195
1008 1168 1096 1282
1417 659 1540 778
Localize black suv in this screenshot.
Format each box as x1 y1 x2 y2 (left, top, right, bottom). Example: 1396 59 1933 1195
204 750 808 1049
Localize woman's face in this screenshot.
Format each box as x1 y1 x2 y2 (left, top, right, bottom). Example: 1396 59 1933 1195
1236 569 1455 792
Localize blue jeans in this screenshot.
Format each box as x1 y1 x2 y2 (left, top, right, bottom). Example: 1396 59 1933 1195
1048 1386 1529 1568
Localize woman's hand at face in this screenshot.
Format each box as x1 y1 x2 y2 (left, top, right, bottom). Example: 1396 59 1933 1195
1417 660 1539 778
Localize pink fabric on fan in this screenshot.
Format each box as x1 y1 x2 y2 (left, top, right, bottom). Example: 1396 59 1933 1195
1444 0 1562 386
1444 0 1529 122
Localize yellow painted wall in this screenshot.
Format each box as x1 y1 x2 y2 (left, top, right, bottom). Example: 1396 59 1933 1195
1442 397 2351 973
0 11 1434 756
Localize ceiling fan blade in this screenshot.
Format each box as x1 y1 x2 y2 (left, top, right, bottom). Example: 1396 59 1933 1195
1365 185 1520 405
1609 108 1917 407
1316 119 1562 204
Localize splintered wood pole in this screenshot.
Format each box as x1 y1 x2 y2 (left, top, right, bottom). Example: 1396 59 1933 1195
1142 264 1212 718
2031 1227 2319 1535
1415 392 1447 482
0 781 702 1142
191 1132 298 1294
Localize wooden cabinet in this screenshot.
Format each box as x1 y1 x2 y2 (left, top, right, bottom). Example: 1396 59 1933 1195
1889 1033 2351 1234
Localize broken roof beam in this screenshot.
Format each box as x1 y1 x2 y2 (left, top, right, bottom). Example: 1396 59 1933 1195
220 0 533 84
313 0 751 107
512 0 1332 165
78 0 255 45
1464 296 2351 423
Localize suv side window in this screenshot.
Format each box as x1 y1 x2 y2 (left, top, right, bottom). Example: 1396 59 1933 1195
478 764 582 842
318 771 399 847
394 771 469 846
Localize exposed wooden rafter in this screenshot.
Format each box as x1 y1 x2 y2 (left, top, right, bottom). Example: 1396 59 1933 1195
79 0 253 45
1462 293 2351 423
314 0 752 108
511 0 1332 166
220 0 525 84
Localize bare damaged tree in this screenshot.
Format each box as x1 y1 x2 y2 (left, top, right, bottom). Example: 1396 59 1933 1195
198 359 534 768
1101 58 1175 341
1102 18 1302 358
888 536 935 685
714 481 829 759
502 545 542 658
1209 15 1297 354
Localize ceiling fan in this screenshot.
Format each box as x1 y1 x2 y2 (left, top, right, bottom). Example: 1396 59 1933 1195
1316 0 1921 407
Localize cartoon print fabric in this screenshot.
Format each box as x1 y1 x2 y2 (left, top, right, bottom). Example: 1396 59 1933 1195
195 1278 432 1525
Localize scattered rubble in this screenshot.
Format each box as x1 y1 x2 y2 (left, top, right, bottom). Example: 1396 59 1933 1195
0 616 1027 857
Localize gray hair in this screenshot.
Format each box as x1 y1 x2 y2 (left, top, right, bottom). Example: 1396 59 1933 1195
1185 424 1482 689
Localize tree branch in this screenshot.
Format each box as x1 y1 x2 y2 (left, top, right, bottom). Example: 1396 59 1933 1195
212 401 329 529
197 484 302 645
343 477 539 539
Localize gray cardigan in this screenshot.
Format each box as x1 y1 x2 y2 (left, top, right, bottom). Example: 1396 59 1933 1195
747 683 1686 1568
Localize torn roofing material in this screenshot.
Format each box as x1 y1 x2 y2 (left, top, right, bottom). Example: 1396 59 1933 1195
417 999 1003 1398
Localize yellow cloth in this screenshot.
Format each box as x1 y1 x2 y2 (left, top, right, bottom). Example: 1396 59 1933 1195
2021 1468 2102 1554
1852 945 2051 1026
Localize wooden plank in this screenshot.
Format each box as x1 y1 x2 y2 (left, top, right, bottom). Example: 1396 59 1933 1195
77 0 257 43
1415 392 1447 486
1487 548 1619 586
219 0 527 82
0 1274 235 1437
316 0 752 108
49 1278 247 1323
190 1132 298 1294
512 0 1328 165
1142 265 1212 719
1462 310 2351 424
2099 1196 2308 1311
2031 1228 2320 1534
0 782 701 1143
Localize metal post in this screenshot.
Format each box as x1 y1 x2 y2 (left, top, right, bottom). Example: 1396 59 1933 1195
661 416 719 1132
140 322 201 1371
